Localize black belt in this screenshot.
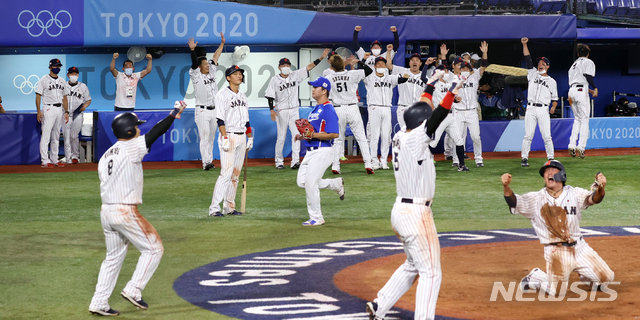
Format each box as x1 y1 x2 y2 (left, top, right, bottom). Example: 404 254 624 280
572 84 584 88
548 236 582 247
306 146 329 151
401 198 431 206
229 132 245 135
197 105 215 110
528 103 548 107
51 103 62 107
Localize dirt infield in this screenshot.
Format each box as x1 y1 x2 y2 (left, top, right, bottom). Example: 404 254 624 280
1 147 639 174
334 236 640 320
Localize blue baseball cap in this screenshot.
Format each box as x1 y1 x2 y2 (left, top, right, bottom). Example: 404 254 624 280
374 56 387 64
536 56 550 66
308 76 331 92
279 58 292 66
49 58 62 67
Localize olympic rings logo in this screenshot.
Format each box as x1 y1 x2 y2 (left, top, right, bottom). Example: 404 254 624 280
18 10 72 37
13 75 40 95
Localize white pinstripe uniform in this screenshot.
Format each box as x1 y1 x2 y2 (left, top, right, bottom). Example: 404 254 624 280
391 66 426 131
512 186 614 295
452 71 483 165
522 68 558 160
364 72 401 168
429 74 464 164
209 87 249 215
265 68 309 167
325 68 374 171
568 57 596 152
63 81 91 162
356 48 396 69
36 74 69 165
372 121 441 320
191 61 219 169
90 136 164 312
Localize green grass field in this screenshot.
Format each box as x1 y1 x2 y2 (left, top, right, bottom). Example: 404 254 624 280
1 155 638 319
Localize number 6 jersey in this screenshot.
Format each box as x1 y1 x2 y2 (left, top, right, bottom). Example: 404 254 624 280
99 136 149 205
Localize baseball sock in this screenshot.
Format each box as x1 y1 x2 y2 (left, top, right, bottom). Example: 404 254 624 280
456 145 465 167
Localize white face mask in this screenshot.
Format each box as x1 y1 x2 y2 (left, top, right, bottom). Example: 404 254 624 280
68 75 78 83
461 71 470 78
538 70 547 75
124 68 133 76
371 48 381 56
280 67 291 75
376 68 387 75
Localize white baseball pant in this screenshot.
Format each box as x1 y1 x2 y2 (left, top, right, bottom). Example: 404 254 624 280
194 107 218 168
89 204 164 311
568 86 590 151
275 108 301 167
526 239 614 296
210 133 246 214
367 106 392 167
63 113 83 162
40 105 64 165
429 114 463 164
373 198 441 320
332 105 373 171
522 105 554 160
454 109 483 164
297 147 342 222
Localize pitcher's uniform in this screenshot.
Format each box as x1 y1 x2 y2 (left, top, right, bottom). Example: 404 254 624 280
36 74 69 166
511 186 614 295
191 60 219 169
568 57 596 152
63 81 91 163
391 66 426 131
265 68 309 168
522 67 558 160
452 71 483 165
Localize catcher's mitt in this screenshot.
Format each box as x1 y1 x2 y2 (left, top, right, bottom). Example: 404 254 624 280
540 203 572 243
295 118 315 140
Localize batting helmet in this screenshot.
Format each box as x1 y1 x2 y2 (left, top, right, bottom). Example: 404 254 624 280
404 102 433 130
112 112 146 139
539 159 567 183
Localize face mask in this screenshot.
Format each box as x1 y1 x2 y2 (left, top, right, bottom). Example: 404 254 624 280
51 68 60 74
461 71 470 78
280 67 291 75
124 68 133 76
69 75 78 83
371 48 381 56
538 70 547 75
376 68 387 75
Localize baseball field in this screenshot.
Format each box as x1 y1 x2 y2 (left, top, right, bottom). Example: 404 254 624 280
1 150 639 319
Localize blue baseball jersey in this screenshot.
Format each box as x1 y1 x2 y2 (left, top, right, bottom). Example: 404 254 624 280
302 101 339 149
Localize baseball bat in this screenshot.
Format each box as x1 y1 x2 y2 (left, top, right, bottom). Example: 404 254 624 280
240 152 248 213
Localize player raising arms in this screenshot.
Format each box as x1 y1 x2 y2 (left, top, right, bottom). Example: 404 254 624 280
366 70 465 320
89 101 187 316
501 160 614 297
568 43 597 159
353 25 399 69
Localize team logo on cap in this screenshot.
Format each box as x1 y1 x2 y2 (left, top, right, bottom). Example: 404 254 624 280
18 10 72 37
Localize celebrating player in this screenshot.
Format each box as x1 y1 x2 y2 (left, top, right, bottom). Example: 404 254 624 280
208 66 252 217
568 43 597 159
188 34 225 171
63 66 91 164
36 58 70 168
520 37 558 167
501 160 614 296
324 53 375 174
353 25 398 69
110 52 153 111
89 101 187 316
265 49 330 170
363 53 409 170
294 77 344 226
366 70 465 320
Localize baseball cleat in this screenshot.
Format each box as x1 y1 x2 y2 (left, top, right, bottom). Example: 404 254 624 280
366 168 375 174
372 163 381 170
41 163 53 168
457 165 470 172
569 148 576 157
520 268 541 291
366 301 378 320
332 169 341 175
203 163 215 171
381 163 390 170
337 177 345 200
464 154 470 159
476 162 484 167
227 210 243 216
55 162 65 167
302 219 325 226
121 292 148 310
291 163 300 169
340 156 348 161
89 308 120 316
72 159 79 164
521 158 529 167
276 165 285 169
445 156 453 161
209 211 224 217
578 149 585 159
452 162 459 167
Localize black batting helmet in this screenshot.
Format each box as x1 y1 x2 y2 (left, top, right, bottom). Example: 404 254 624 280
112 112 146 139
404 102 433 130
539 159 567 183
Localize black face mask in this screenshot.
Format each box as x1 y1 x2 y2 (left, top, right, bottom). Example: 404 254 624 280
51 67 61 74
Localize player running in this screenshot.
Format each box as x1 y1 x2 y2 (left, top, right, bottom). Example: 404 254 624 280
568 43 597 159
520 37 558 167
501 160 614 296
63 66 91 164
89 101 187 316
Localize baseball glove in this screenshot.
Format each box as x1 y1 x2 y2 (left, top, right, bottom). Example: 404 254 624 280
540 203 572 243
295 118 315 140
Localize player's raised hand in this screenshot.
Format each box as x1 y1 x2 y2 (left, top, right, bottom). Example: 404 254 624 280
428 69 445 85
449 77 466 95
426 57 436 65
146 53 152 60
321 48 330 60
386 43 393 51
501 173 512 187
363 52 371 60
171 100 187 119
188 37 198 51
112 52 119 59
220 32 225 44
521 37 529 44
390 26 397 32
355 26 362 32
596 172 607 188
440 44 449 56
480 41 489 53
